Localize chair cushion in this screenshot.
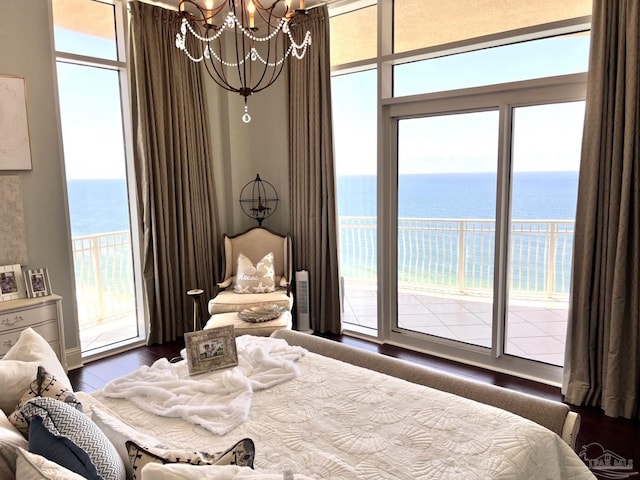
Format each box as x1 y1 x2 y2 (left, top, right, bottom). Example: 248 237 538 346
233 252 276 294
205 312 292 337
208 290 293 315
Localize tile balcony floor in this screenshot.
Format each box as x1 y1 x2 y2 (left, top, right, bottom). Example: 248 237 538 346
342 284 568 366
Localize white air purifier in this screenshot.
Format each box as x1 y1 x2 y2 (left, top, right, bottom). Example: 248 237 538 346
295 270 312 333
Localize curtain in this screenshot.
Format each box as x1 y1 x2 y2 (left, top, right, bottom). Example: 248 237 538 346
288 6 341 334
129 1 221 344
563 0 640 418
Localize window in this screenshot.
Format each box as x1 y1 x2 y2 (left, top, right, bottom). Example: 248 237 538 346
333 70 378 334
53 0 143 356
330 0 591 382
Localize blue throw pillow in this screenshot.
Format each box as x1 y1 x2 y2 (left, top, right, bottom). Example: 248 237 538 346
21 397 125 480
29 416 102 480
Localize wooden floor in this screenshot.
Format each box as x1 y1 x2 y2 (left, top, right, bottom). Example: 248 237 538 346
68 333 640 475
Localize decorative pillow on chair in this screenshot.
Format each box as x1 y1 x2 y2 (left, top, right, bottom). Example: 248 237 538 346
125 438 255 480
21 397 125 480
233 253 276 294
9 366 82 436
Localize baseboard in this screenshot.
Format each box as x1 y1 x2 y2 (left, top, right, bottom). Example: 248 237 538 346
65 347 83 371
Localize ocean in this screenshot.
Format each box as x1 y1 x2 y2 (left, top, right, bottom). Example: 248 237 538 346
337 171 579 220
67 172 578 236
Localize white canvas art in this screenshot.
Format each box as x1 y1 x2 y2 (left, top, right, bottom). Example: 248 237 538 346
0 76 32 170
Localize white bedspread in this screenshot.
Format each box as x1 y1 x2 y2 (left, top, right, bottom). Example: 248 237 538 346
91 340 595 480
102 336 306 435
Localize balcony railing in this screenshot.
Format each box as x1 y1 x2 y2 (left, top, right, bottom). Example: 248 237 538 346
340 216 575 299
72 218 574 330
72 231 135 329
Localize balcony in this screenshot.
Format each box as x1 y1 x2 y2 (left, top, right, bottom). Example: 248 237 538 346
72 231 138 352
72 217 573 365
340 216 574 366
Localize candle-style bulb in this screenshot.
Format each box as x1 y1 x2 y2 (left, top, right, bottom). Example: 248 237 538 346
248 0 256 28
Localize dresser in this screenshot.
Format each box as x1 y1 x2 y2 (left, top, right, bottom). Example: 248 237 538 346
0 294 66 370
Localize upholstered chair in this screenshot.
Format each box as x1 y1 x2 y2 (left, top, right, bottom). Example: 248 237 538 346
207 227 294 317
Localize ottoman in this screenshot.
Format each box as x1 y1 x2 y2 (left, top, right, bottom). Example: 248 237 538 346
204 311 292 337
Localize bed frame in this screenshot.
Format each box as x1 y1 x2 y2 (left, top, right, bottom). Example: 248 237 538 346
271 329 580 448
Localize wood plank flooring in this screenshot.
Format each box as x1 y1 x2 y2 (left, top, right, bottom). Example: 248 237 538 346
67 334 640 476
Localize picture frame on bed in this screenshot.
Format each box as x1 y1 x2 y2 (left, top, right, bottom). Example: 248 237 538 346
185 325 238 375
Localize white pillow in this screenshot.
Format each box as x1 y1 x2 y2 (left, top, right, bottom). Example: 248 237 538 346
233 253 276 294
0 360 40 414
0 409 28 480
3 328 71 391
140 463 316 480
15 447 87 480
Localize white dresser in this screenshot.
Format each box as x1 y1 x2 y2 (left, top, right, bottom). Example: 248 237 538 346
0 294 66 370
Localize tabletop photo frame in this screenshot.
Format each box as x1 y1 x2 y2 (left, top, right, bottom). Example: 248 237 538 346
0 264 27 302
24 267 52 298
184 325 238 376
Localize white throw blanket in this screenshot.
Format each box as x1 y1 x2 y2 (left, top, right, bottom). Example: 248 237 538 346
102 336 307 435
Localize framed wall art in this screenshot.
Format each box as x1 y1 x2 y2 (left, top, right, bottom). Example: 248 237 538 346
184 325 238 376
0 76 32 171
25 267 52 298
0 264 27 302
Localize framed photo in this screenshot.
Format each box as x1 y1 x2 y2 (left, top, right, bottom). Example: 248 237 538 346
184 326 238 376
25 268 52 298
0 264 27 302
0 76 32 171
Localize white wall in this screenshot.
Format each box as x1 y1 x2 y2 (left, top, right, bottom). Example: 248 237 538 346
0 0 79 351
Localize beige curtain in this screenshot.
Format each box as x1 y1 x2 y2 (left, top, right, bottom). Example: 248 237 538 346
129 1 221 344
563 0 639 418
288 6 341 333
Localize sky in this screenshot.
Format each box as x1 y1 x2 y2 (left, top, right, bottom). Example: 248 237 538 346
54 25 590 180
332 34 590 176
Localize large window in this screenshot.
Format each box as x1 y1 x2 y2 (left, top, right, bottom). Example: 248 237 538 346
330 0 591 382
53 0 143 356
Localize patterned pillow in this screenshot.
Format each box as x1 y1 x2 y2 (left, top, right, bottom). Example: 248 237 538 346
21 397 125 480
9 366 82 436
125 438 255 480
233 252 276 294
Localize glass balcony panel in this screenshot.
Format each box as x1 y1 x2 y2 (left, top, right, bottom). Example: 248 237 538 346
333 69 378 334
396 111 499 348
505 101 584 366
57 62 138 352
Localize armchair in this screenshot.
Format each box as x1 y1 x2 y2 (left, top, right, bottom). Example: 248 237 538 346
208 227 294 317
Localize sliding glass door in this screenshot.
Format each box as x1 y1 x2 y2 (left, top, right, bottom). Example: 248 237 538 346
396 111 498 348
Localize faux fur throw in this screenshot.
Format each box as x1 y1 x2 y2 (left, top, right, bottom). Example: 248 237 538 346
102 336 306 435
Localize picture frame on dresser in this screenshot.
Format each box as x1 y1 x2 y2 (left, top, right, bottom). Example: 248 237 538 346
0 264 27 302
24 268 52 298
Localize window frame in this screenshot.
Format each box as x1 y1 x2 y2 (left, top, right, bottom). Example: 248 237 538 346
329 0 590 385
53 0 147 358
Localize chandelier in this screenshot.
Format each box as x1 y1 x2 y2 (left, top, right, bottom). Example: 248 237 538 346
175 0 312 123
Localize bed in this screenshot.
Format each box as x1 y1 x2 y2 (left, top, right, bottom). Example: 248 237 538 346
0 327 595 479
80 329 593 480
